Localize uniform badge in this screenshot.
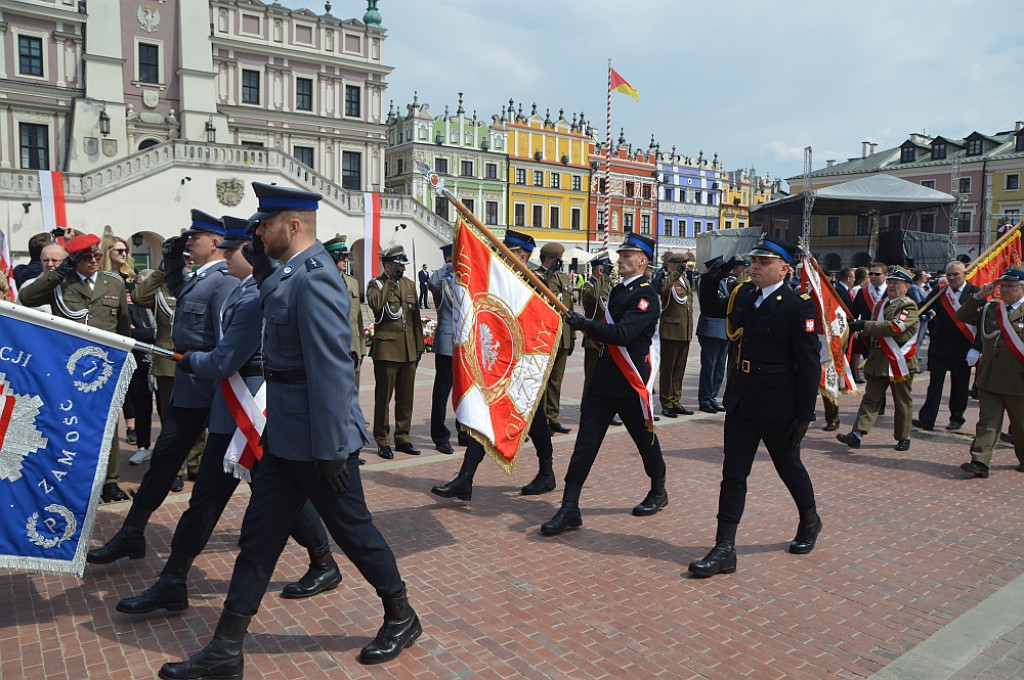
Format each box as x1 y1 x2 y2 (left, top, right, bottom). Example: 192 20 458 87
281 265 294 278
898 309 909 321
638 299 650 311
198 271 207 279
805 318 816 333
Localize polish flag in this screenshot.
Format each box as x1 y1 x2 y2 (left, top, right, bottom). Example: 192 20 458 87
38 171 68 237
363 192 381 284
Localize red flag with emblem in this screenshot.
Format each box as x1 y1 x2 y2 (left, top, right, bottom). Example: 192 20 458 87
966 222 1022 287
800 256 856 406
451 219 562 472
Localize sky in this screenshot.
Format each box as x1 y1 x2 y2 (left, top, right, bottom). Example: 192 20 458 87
288 0 1024 189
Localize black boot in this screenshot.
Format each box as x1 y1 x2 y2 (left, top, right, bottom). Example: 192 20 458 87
541 484 583 536
521 455 556 495
281 542 342 599
357 587 422 665
117 552 192 614
789 506 822 555
688 523 738 578
431 455 479 501
632 478 668 516
87 510 150 565
158 608 250 680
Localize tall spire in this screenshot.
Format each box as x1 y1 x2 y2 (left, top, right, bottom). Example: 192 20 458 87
363 0 382 28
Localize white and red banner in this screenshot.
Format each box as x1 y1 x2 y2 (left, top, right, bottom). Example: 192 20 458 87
220 374 265 482
0 231 17 301
604 305 660 428
362 192 381 284
800 256 856 404
873 299 917 381
995 302 1024 365
451 219 561 472
38 171 67 236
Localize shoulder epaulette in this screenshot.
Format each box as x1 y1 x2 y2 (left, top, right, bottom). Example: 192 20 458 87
639 282 650 288
305 257 324 271
100 271 121 280
370 278 384 289
800 292 811 300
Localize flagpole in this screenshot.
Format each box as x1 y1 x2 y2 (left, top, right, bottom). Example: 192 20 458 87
809 256 853 319
0 300 180 359
603 59 612 250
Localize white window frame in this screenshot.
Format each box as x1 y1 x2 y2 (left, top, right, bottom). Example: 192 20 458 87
13 29 49 81
133 37 165 87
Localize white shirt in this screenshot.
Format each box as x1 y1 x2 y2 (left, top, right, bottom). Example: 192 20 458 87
754 280 786 307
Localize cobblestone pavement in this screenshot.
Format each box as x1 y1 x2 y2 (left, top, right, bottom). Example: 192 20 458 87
2 322 1022 679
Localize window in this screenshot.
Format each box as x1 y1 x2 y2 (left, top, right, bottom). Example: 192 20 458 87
293 146 314 168
485 163 498 179
599 178 607 194
571 175 581 191
679 189 686 202
624 214 634 232
708 193 716 206
463 198 474 215
966 138 983 156
345 86 361 117
435 196 450 220
932 142 946 160
460 160 473 177
532 205 543 228
1006 174 1020 191
641 214 651 235
695 190 702 204
485 201 499 225
514 204 525 226
694 220 702 234
341 151 361 189
827 216 839 236
1005 209 1020 225
242 70 260 104
533 171 544 187
959 177 971 194
296 77 313 111
18 36 43 76
550 206 560 229
856 215 870 235
434 158 448 174
919 214 935 233
664 187 674 201
515 168 526 185
625 182 635 197
20 123 48 169
725 220 732 230
957 212 972 232
642 184 651 199
571 208 581 230
396 158 404 175
138 43 159 84
920 179 936 190
900 146 916 163
597 210 605 227
550 173 560 189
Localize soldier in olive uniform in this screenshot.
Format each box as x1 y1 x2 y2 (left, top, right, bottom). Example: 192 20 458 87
659 252 695 417
539 242 576 433
956 266 1024 478
367 245 424 459
19 233 131 502
581 252 613 387
324 235 365 388
838 266 920 452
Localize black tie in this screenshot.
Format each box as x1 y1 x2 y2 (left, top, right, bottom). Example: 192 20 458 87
754 289 764 309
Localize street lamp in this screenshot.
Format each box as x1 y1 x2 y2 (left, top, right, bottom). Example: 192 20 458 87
205 117 216 143
99 107 110 136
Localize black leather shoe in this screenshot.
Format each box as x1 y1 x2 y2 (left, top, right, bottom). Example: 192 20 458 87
431 473 473 501
632 491 668 516
541 503 582 536
823 422 840 432
698 403 717 414
789 515 822 554
158 609 250 680
170 476 184 493
688 542 737 578
660 408 678 419
281 543 342 599
960 461 990 478
675 406 695 416
945 420 965 431
1000 431 1013 443
87 525 146 564
395 443 421 455
101 482 129 502
434 441 454 455
549 422 571 434
710 400 725 412
610 417 623 426
912 419 933 431
117 575 189 614
836 432 861 449
358 588 421 665
377 446 394 460
894 439 911 451
520 472 556 496
1016 463 1024 472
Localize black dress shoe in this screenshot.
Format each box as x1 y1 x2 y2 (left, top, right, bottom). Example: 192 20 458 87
87 525 146 564
710 400 725 412
377 446 394 460
395 443 421 455
1000 431 1013 443
894 439 911 451
632 491 668 516
281 544 342 599
101 482 129 502
823 422 840 432
836 432 861 449
126 427 137 445
549 422 571 434
789 515 822 554
541 503 582 536
610 417 623 426
170 475 184 493
960 460 990 478
688 542 737 577
660 408 678 419
675 406 695 416
945 420 965 431
520 472 556 496
1016 463 1024 472
698 403 718 414
912 419 934 431
434 441 454 455
430 473 473 501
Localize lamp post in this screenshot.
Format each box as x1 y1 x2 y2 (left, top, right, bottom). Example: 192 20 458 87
99 107 110 136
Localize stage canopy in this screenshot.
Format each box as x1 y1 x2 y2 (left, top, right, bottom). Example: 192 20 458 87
752 173 956 217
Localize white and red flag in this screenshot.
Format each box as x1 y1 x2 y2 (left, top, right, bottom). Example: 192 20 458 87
362 191 382 283
38 170 68 238
800 256 856 406
0 231 17 301
220 374 265 483
451 219 562 472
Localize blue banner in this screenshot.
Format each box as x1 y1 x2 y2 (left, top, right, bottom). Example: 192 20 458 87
0 312 134 576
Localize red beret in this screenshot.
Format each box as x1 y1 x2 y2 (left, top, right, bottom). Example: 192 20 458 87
64 233 100 255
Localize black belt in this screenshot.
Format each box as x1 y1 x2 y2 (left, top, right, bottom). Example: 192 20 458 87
739 360 792 375
238 365 263 378
264 367 307 384
175 346 214 354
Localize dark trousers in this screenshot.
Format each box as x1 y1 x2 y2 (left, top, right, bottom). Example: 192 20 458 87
717 414 816 528
918 354 970 426
170 433 328 558
697 335 729 406
430 353 454 445
419 283 430 308
564 391 665 488
225 452 404 616
126 361 154 448
125 404 210 526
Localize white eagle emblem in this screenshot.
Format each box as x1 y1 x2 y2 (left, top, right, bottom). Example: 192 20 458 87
0 375 49 483
138 5 161 33
479 323 500 371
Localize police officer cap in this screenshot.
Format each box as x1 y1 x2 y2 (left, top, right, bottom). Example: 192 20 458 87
217 215 253 248
324 233 350 257
999 265 1024 281
65 233 101 256
503 229 536 253
617 233 655 259
886 266 913 283
704 255 723 271
250 181 322 221
182 209 227 238
540 242 565 258
746 233 798 264
440 242 453 256
379 244 409 264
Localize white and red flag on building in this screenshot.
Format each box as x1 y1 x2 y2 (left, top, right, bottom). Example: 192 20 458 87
362 192 382 284
38 171 68 237
800 256 856 406
0 231 17 301
451 219 562 473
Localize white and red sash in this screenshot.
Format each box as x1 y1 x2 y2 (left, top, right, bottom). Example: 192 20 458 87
873 299 917 381
604 304 660 429
994 302 1024 365
862 285 883 310
221 373 266 482
938 286 977 343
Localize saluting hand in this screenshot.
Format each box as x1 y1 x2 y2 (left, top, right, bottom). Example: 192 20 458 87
316 458 351 493
977 281 996 299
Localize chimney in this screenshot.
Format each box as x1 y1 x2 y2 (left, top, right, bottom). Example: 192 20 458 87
826 159 835 168
862 141 873 158
1017 121 1024 132
870 142 878 155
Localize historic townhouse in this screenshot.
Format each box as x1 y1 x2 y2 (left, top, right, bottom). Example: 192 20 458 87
587 131 658 252
656 147 723 256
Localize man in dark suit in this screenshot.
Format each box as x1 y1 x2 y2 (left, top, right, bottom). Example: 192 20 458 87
835 267 855 310
913 261 979 431
418 263 430 308
688 235 821 578
542 233 668 536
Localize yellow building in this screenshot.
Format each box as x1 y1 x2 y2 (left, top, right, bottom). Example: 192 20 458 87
719 169 772 230
989 163 1023 234
505 103 592 245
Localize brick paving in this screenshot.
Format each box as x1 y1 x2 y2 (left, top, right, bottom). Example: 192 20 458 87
2 312 1023 680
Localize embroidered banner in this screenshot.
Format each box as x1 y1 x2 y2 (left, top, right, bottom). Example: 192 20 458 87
800 257 856 405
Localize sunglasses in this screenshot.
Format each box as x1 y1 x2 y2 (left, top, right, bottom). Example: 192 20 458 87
111 248 129 254
868 272 885 276
83 253 103 261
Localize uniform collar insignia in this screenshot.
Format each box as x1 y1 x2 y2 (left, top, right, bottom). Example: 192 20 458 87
281 265 295 278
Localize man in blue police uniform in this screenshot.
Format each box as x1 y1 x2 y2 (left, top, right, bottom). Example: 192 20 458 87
428 242 458 454
88 210 239 564
541 233 668 536
159 183 419 680
688 235 821 578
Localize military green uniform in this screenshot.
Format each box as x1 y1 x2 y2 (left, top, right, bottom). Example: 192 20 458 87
343 271 366 387
542 267 576 427
958 295 1024 468
659 269 694 412
581 269 612 387
367 272 423 447
852 295 919 441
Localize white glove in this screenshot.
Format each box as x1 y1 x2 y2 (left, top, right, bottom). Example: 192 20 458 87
966 348 981 367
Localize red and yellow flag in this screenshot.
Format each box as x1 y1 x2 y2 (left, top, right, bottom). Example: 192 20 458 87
801 256 856 406
609 68 639 101
967 222 1022 287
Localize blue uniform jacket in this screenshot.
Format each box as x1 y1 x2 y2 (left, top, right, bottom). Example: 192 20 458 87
427 262 455 357
260 242 370 461
188 276 263 435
